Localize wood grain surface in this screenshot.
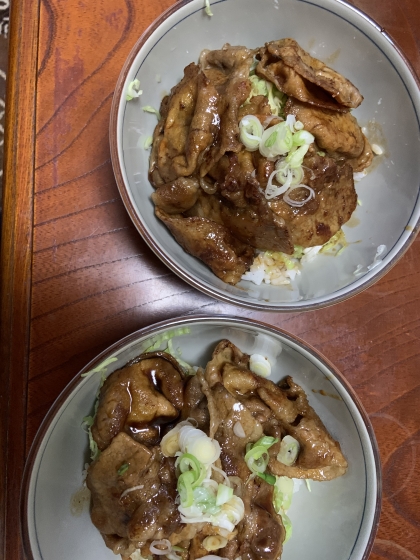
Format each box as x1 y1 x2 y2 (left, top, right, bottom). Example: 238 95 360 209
1 0 420 559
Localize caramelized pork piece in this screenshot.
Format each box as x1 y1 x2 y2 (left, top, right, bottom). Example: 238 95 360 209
91 352 185 450
196 369 286 560
285 97 369 161
346 135 374 172
184 189 223 224
269 150 357 247
152 177 200 214
172 71 220 178
153 63 200 183
155 207 254 284
257 38 363 111
267 377 348 480
199 371 263 480
238 479 285 560
218 154 294 254
181 372 210 432
205 340 348 481
199 44 254 175
87 433 181 555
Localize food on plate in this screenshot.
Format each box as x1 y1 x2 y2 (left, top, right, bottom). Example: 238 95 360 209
147 38 373 286
85 339 347 560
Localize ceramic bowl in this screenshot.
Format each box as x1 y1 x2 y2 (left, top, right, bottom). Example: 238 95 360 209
109 0 420 311
21 315 381 560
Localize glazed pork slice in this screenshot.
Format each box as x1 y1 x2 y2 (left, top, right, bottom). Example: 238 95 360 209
218 154 294 254
199 44 254 176
266 376 348 481
91 352 185 450
206 339 348 481
151 177 200 214
153 63 200 183
155 207 255 284
257 38 363 111
285 97 372 165
198 370 286 560
151 44 254 186
86 433 181 557
268 150 357 247
238 479 285 560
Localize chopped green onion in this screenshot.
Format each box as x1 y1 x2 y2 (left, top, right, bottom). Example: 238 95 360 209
239 115 263 152
286 144 310 169
293 130 315 147
249 354 271 378
265 130 278 148
245 445 269 472
273 476 294 511
260 122 293 158
245 436 278 475
216 483 233 506
176 453 206 488
177 470 195 507
277 435 300 466
118 463 129 476
255 436 278 448
257 472 276 485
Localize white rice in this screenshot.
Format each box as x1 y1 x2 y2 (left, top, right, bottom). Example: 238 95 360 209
241 236 342 287
241 252 301 286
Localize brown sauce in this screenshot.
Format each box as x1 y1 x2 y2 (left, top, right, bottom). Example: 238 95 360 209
312 388 342 400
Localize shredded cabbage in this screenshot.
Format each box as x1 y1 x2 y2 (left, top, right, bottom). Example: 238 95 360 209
246 75 286 116
142 105 161 120
143 327 195 374
81 356 118 379
204 0 213 16
126 79 142 101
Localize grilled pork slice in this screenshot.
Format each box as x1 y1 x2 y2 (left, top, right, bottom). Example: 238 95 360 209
155 207 255 284
218 154 294 255
285 97 372 166
87 434 181 558
91 352 185 450
257 38 363 111
205 339 348 481
199 370 286 560
268 150 357 247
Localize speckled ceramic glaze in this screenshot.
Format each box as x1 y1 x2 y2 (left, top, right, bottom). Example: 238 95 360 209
22 316 381 560
109 0 420 311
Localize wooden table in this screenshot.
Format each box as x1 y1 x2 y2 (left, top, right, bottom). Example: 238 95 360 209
1 0 419 558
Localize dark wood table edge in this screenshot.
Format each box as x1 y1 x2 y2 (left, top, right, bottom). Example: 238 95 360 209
0 0 40 556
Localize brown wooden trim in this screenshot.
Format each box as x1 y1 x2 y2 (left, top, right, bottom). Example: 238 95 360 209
0 0 40 556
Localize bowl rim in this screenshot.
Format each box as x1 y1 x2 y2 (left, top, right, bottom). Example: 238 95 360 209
20 314 382 560
109 0 420 312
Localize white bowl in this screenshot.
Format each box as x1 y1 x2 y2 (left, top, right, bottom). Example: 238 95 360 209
109 0 420 311
21 315 381 560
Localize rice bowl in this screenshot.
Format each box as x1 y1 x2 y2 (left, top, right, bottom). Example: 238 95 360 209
109 0 420 310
